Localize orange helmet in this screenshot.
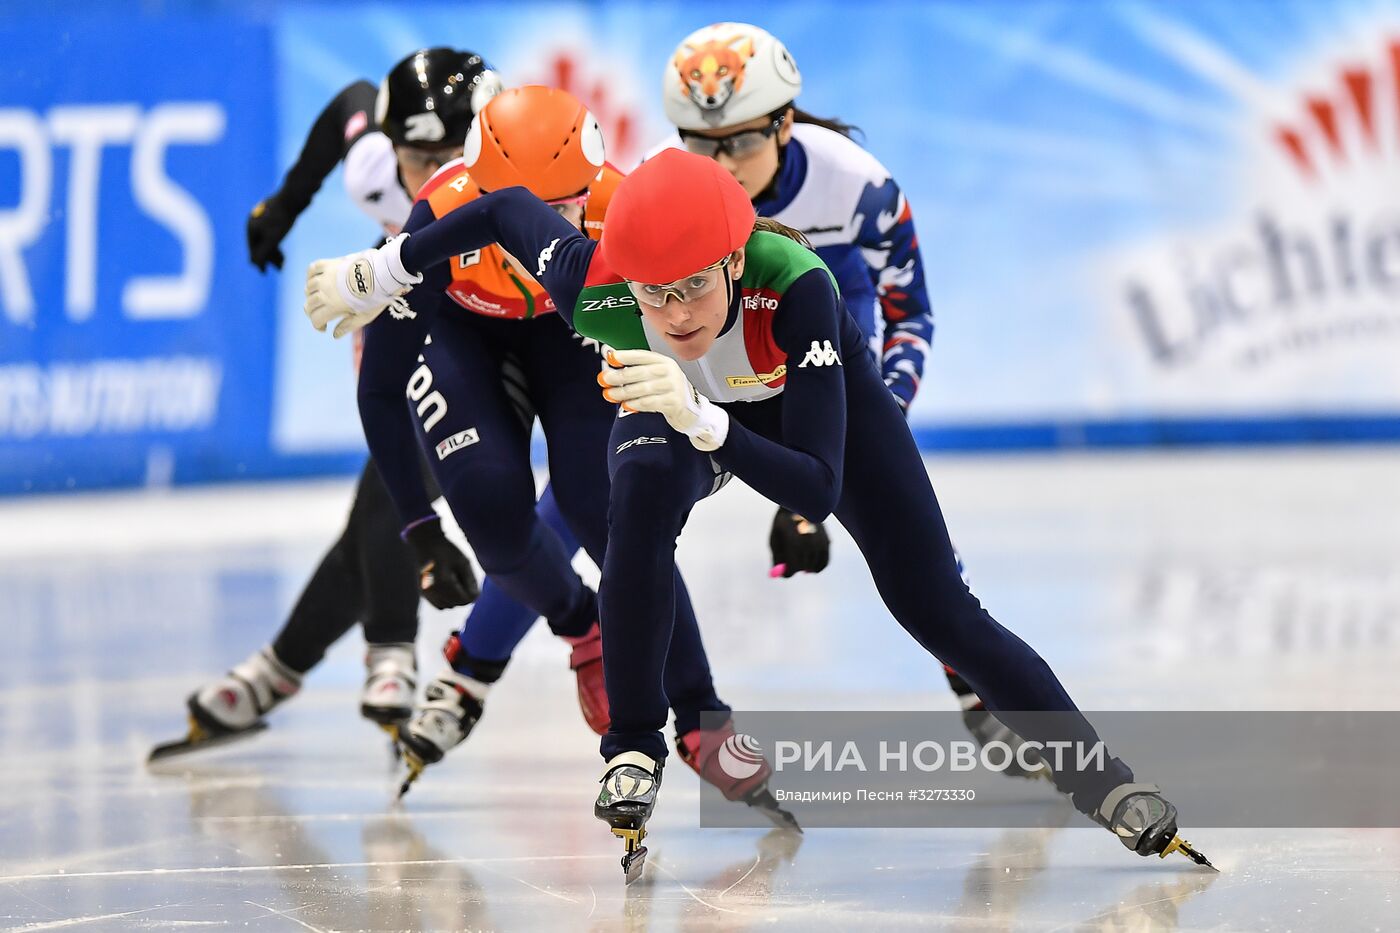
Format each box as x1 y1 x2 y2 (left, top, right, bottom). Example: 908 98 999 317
463 85 607 200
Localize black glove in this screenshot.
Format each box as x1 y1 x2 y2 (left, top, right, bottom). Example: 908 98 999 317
768 507 830 578
246 195 297 272
404 516 480 609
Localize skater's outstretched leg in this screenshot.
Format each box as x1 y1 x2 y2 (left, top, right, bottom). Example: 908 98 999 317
940 555 1041 780
832 359 1208 863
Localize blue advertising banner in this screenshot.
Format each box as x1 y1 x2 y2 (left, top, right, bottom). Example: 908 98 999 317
0 15 283 493
7 0 1400 496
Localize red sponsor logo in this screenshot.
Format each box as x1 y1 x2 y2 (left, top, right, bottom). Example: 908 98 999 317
1273 38 1400 181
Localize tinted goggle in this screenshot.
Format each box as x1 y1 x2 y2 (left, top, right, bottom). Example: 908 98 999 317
678 115 785 160
625 256 732 308
545 192 589 217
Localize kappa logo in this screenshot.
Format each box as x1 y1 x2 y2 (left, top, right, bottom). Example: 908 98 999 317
536 237 560 277
347 259 374 298
798 339 842 368
615 436 668 454
581 294 637 312
436 427 480 460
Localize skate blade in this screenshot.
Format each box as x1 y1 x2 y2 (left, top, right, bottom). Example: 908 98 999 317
621 845 648 883
147 719 268 764
1160 834 1219 872
745 787 804 834
611 824 649 882
395 758 425 801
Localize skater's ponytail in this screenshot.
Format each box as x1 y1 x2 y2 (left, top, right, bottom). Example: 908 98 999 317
753 217 812 249
790 107 862 141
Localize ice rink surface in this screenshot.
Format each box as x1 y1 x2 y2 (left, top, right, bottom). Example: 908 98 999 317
2 448 1398 931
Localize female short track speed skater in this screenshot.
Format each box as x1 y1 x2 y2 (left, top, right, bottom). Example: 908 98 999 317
656 22 1032 768
151 49 601 761
307 86 796 826
307 149 1213 878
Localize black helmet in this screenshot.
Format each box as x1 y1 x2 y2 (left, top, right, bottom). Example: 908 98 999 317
375 48 503 148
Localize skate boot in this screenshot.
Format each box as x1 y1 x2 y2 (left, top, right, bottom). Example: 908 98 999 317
1095 782 1216 870
563 622 609 735
395 668 487 798
595 751 663 883
361 642 417 738
150 647 301 762
677 720 801 833
946 666 1050 781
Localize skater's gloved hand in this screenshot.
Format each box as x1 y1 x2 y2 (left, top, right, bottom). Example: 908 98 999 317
403 515 479 610
304 233 422 339
246 194 297 273
769 507 830 578
598 349 729 452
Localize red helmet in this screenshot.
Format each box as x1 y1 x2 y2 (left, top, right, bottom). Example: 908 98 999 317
601 149 755 284
463 85 606 200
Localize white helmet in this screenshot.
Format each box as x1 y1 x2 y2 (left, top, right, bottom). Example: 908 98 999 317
662 23 802 130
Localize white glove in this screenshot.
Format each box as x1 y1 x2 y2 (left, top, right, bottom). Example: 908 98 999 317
304 233 424 339
600 349 730 451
